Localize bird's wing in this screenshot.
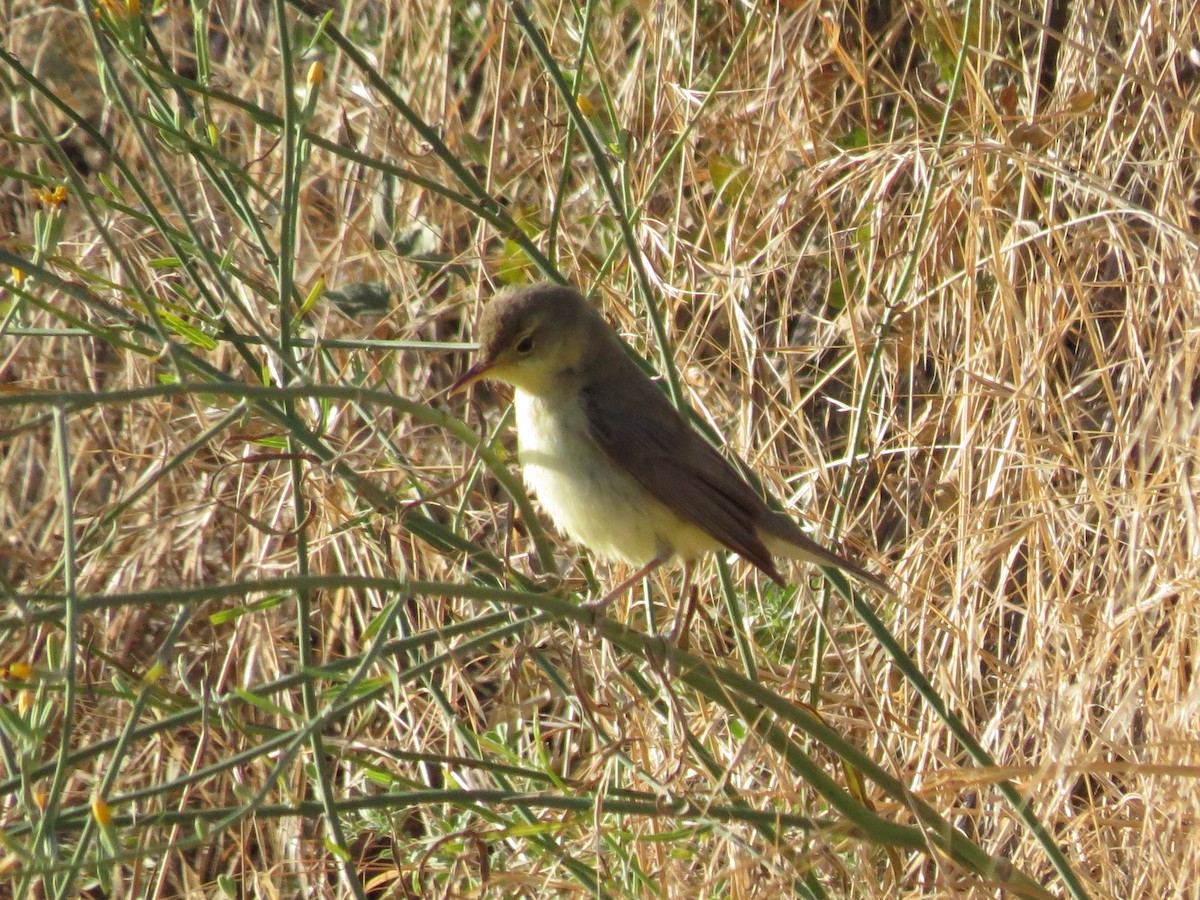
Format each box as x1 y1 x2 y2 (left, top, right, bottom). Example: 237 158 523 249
578 376 783 582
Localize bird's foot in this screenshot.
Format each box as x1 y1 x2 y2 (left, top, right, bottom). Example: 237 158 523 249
578 589 622 629
664 581 700 649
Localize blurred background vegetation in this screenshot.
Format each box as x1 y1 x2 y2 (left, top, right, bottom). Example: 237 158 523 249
2 0 1199 896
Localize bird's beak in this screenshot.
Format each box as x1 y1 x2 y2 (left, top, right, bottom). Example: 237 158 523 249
449 358 495 394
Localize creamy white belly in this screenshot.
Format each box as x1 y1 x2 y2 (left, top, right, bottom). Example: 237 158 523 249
514 389 718 566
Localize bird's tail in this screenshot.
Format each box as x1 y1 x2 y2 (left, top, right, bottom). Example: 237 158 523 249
759 514 895 597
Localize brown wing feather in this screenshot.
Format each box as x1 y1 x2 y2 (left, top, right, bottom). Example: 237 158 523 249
578 374 784 582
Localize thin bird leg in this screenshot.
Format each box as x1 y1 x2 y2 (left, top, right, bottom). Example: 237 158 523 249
581 549 673 611
668 562 697 644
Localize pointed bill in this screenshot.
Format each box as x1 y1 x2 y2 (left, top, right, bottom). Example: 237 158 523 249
450 358 496 394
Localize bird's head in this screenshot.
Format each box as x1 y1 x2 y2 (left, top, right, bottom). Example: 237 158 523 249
451 282 602 396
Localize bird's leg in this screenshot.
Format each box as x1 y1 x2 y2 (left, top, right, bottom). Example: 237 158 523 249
581 549 672 612
668 562 697 645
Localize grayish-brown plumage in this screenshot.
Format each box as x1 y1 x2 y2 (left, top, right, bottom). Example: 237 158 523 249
453 282 892 602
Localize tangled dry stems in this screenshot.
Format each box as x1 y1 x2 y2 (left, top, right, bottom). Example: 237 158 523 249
3 0 1199 895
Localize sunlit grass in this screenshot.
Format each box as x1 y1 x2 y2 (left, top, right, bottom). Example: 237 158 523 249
2 0 1198 896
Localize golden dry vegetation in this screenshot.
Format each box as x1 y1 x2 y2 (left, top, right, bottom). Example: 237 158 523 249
3 0 1200 896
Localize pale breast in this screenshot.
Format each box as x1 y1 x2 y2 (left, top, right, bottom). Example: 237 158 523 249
514 389 718 566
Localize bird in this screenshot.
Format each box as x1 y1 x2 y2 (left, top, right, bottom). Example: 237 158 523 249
452 281 892 633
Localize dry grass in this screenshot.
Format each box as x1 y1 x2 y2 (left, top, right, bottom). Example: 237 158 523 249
3 0 1200 896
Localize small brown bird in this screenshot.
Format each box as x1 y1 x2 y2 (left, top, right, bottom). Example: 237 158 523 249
453 282 892 629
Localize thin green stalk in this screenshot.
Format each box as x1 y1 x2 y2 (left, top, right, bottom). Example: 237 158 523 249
272 6 363 893
25 410 79 899
509 1 683 408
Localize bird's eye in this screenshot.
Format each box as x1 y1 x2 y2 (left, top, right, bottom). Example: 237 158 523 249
515 334 535 354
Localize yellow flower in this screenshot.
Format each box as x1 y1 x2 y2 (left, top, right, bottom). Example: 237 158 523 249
32 185 67 207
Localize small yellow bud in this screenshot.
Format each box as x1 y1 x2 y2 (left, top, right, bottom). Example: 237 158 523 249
307 61 324 89
92 795 113 827
143 661 165 685
8 662 32 680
